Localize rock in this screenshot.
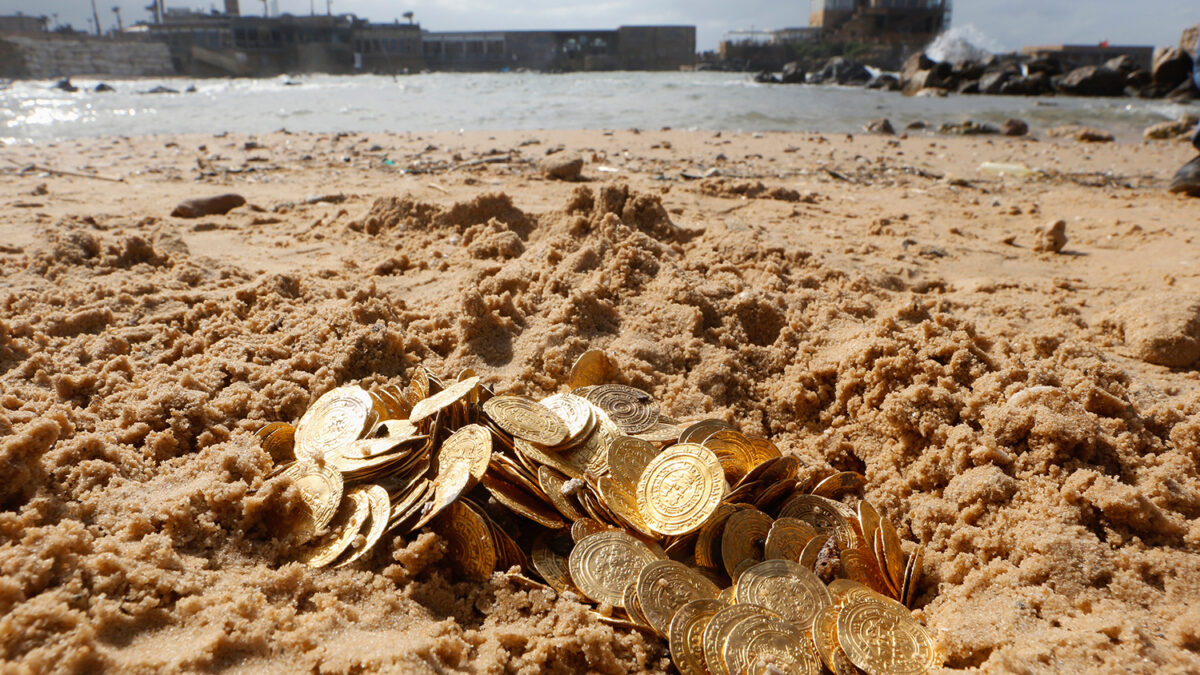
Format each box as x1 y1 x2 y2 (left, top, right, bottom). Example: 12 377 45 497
1024 56 1064 77
52 77 77 93
1152 47 1193 92
1125 68 1152 91
1144 114 1199 140
1104 54 1138 76
938 121 1000 136
1111 294 1200 367
780 62 806 84
957 79 980 94
866 74 900 91
93 83 115 93
1001 118 1029 137
864 118 895 135
753 71 781 84
143 85 180 95
171 193 247 218
1165 77 1199 102
542 155 584 181
1032 219 1067 253
819 57 872 85
979 70 1014 95
951 59 986 81
1169 156 1200 197
905 120 928 131
1075 127 1114 143
900 52 935 84
1056 65 1126 97
1000 72 1052 96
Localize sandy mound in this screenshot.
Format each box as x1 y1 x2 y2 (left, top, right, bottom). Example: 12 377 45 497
2 182 1199 672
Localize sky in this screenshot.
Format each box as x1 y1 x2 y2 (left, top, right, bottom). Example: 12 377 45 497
7 1 1197 54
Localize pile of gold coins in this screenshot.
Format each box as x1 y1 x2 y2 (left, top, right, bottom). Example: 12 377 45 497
255 350 941 675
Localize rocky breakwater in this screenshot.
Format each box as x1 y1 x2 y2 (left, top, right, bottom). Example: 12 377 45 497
899 47 1197 101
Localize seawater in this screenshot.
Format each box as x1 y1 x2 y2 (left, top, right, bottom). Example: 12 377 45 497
1 71 1194 143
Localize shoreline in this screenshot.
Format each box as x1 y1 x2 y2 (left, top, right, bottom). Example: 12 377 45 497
2 129 1200 672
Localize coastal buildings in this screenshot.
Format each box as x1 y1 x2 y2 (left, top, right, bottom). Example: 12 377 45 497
421 26 694 72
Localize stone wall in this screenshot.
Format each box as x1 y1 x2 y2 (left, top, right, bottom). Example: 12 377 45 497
0 35 176 79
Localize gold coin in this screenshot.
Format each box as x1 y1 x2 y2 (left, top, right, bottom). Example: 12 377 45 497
408 375 479 424
902 545 923 609
537 465 587 522
828 579 906 611
678 419 733 445
607 436 659 488
746 436 783 465
258 423 295 459
294 386 376 460
764 517 818 561
811 471 867 500
515 437 582 480
878 512 906 594
567 531 659 608
716 586 737 606
256 421 291 441
280 461 344 533
738 454 796 488
736 558 832 627
597 476 655 537
636 443 725 536
636 560 721 636
841 543 893 597
438 423 492 484
669 598 724 675
483 395 568 446
481 473 565 529
754 477 798 513
857 500 881 556
702 603 782 675
837 599 940 675
540 393 595 444
702 429 756 482
301 488 370 567
720 508 772 579
386 478 431 533
571 517 611 543
694 504 738 569
335 483 390 567
811 604 860 675
873 528 901 598
412 459 474 531
582 383 659 434
631 418 685 444
779 494 859 550
569 349 617 389
557 402 619 478
797 533 830 570
531 530 576 594
432 500 496 582
723 609 820 675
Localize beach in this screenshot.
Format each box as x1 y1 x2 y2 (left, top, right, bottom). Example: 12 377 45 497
2 127 1200 672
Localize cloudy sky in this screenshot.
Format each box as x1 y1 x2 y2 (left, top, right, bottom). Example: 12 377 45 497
11 1 1197 53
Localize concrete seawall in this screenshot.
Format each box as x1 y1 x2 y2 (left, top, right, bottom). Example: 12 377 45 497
0 35 176 79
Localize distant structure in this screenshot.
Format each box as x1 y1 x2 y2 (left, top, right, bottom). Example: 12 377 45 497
0 14 49 34
424 26 695 72
715 0 950 71
808 0 949 45
1020 44 1154 71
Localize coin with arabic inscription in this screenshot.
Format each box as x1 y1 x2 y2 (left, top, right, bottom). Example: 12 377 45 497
300 488 369 567
567 531 660 608
837 599 939 675
702 603 782 675
636 443 725 536
569 349 617 389
432 500 496 582
280 461 344 534
669 599 724 675
811 604 860 675
583 383 659 434
736 558 832 628
294 386 376 460
636 559 721 636
723 610 820 675
483 395 568 446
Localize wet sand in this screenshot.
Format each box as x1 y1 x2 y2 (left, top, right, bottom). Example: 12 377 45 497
2 128 1200 673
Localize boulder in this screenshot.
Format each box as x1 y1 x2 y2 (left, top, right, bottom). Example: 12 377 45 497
1001 118 1029 137
1152 47 1193 91
143 85 180 95
1024 56 1064 77
1075 127 1114 143
951 59 986 81
780 62 806 84
1144 114 1199 140
542 155 584 181
1000 72 1051 96
957 79 981 94
1169 156 1200 197
979 70 1014 95
171 193 246 218
1110 294 1200 367
1104 54 1138 76
1166 77 1199 102
1056 65 1126 96
820 57 872 85
93 83 115 93
938 121 1000 135
866 74 900 91
1032 220 1067 253
753 71 781 84
52 77 77 93
864 117 896 135
1125 69 1152 91
900 51 935 84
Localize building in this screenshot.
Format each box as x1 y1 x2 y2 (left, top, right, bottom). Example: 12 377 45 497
0 14 49 34
354 21 423 73
809 0 949 45
423 26 694 72
1020 44 1154 71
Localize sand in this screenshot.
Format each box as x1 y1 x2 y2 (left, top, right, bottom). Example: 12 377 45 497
2 127 1200 673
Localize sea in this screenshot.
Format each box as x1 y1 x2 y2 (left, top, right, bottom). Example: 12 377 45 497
2 71 1195 144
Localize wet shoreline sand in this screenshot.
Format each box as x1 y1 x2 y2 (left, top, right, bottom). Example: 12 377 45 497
2 129 1199 672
